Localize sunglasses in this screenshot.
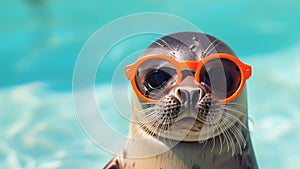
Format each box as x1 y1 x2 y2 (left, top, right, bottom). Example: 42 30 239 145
125 53 251 103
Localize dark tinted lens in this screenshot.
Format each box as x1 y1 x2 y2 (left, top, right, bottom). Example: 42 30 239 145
200 58 241 100
145 69 172 91
135 58 177 100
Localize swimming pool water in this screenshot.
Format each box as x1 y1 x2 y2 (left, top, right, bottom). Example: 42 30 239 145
1 0 300 168
2 44 300 168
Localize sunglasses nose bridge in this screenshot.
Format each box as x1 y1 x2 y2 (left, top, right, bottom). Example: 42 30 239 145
183 61 201 70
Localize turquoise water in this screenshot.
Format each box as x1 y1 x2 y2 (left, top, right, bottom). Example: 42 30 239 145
1 0 300 168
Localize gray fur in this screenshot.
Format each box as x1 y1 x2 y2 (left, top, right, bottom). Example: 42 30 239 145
105 32 258 169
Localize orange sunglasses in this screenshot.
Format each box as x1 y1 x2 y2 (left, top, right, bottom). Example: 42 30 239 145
125 53 251 103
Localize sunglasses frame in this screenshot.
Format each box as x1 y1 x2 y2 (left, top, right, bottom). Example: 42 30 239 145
125 53 251 103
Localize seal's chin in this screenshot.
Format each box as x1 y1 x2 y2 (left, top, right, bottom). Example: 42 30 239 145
142 117 229 142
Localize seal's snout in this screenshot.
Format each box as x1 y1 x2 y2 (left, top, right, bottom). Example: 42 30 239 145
173 85 205 121
174 74 206 110
175 88 200 107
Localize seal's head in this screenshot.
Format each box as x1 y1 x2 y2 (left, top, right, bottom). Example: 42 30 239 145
125 32 251 144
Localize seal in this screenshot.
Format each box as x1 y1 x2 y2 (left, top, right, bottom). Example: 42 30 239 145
104 32 258 169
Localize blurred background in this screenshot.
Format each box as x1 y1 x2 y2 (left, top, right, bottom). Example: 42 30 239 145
1 0 300 168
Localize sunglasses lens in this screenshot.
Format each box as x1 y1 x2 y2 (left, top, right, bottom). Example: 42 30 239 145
135 58 177 100
200 58 241 100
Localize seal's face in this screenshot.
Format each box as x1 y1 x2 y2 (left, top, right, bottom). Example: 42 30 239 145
126 32 251 144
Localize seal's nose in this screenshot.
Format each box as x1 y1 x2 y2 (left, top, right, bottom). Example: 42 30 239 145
174 74 207 115
174 87 202 119
176 88 200 105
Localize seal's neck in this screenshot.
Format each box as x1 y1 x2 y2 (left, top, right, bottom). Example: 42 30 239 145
121 126 258 169
122 91 258 168
169 131 258 169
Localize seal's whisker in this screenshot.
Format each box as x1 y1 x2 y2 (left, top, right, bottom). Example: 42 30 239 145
205 125 216 152
208 119 221 153
149 39 173 52
221 122 236 156
168 119 172 145
201 39 220 57
221 102 245 107
139 102 157 106
146 38 165 48
135 106 155 115
130 124 145 139
140 108 157 116
162 118 172 145
148 89 169 98
205 40 223 57
154 119 166 139
202 119 217 153
152 40 165 49
133 106 156 117
197 116 208 124
223 112 248 131
215 122 224 155
218 122 231 153
136 117 154 129
229 124 243 156
222 117 246 156
139 120 159 138
232 125 245 155
223 108 247 123
228 127 236 156
201 131 209 150
211 134 216 153
197 113 213 125
159 38 173 51
227 127 236 156
132 111 160 138
137 113 160 127
146 89 170 101
222 106 249 118
145 124 157 138
156 119 163 140
220 103 246 110
211 123 223 154
223 107 255 128
157 118 166 143
134 109 157 124
223 108 254 126
225 117 247 149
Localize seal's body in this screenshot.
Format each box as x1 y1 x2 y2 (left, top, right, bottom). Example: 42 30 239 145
104 32 258 169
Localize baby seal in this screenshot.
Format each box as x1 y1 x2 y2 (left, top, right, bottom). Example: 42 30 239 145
104 32 258 169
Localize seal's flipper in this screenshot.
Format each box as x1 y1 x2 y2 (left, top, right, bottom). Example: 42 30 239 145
103 157 120 169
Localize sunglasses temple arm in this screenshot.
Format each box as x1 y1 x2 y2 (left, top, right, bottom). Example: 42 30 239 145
244 65 252 79
125 64 135 80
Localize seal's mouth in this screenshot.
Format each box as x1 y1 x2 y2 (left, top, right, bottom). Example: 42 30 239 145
169 117 202 131
174 117 196 123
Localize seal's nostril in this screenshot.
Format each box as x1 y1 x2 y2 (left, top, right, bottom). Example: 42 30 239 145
191 89 201 104
177 89 181 97
191 89 199 97
175 88 189 104
175 88 203 105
